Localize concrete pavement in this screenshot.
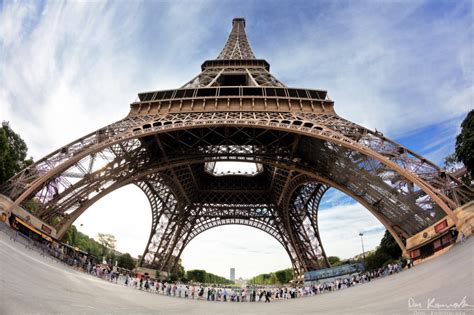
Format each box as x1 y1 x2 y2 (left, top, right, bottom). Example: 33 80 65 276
1 229 473 314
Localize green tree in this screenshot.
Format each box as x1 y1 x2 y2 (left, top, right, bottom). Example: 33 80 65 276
0 121 33 185
455 110 474 179
186 269 233 284
365 251 392 271
187 269 206 283
444 153 458 172
60 225 107 262
97 233 117 258
62 225 78 245
328 256 341 266
171 259 185 280
361 230 403 271
275 268 293 284
249 268 294 285
169 274 178 282
275 269 287 284
23 198 42 216
117 253 135 270
97 233 116 250
379 230 402 259
269 273 278 285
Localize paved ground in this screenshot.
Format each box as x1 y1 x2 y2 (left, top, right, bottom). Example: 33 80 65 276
0 229 473 315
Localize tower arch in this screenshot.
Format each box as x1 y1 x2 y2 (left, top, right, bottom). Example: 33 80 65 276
1 18 472 278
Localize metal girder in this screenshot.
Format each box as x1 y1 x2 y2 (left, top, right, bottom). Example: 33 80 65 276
1 18 472 279
3 115 471 228
217 18 255 60
1 115 472 275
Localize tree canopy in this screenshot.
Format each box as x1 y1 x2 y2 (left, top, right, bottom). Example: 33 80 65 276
97 233 117 250
117 253 136 270
328 256 341 266
186 269 233 284
455 110 474 179
249 268 293 285
364 230 403 271
61 225 107 262
0 121 33 185
171 259 186 280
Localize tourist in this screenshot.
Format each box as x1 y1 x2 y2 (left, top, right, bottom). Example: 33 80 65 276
264 290 271 302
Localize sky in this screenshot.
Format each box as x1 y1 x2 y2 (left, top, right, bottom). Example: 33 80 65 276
0 0 472 280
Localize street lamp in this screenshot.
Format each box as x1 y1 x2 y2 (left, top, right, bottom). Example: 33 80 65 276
359 232 366 268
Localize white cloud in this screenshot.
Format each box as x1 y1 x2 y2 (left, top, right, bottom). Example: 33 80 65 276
0 1 215 158
318 203 385 259
262 1 472 138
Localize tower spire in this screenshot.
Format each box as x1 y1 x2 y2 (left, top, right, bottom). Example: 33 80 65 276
217 18 256 60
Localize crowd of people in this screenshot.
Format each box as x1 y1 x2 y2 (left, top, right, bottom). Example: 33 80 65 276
83 260 405 303
2 220 408 303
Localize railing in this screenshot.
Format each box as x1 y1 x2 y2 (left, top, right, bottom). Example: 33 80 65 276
137 86 329 103
0 222 87 269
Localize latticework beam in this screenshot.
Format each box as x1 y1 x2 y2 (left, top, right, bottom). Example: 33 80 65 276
1 18 472 278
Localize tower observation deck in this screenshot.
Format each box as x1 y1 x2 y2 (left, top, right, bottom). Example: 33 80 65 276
1 18 472 279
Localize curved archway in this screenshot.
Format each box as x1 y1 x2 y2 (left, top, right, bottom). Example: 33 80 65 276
185 218 288 248
1 120 472 276
4 117 470 220
180 225 293 280
2 16 472 280
178 217 301 273
40 152 414 275
74 184 152 258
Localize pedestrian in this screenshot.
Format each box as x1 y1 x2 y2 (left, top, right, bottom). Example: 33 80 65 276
265 290 271 303
198 286 204 300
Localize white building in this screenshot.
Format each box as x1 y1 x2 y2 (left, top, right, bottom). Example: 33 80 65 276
230 268 235 281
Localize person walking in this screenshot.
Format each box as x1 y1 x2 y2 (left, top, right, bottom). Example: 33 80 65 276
265 290 271 303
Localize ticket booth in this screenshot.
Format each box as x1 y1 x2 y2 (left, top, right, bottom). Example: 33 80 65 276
407 219 458 261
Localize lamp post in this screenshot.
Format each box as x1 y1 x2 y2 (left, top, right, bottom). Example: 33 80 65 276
359 232 366 268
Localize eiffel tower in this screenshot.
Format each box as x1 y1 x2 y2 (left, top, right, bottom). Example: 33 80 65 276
1 18 472 278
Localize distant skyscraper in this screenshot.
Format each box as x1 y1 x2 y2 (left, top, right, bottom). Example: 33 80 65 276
230 268 235 281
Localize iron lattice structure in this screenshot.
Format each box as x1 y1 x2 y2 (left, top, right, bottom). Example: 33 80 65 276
2 18 472 277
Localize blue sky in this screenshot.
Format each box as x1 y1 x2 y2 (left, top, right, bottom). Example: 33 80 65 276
0 0 472 279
